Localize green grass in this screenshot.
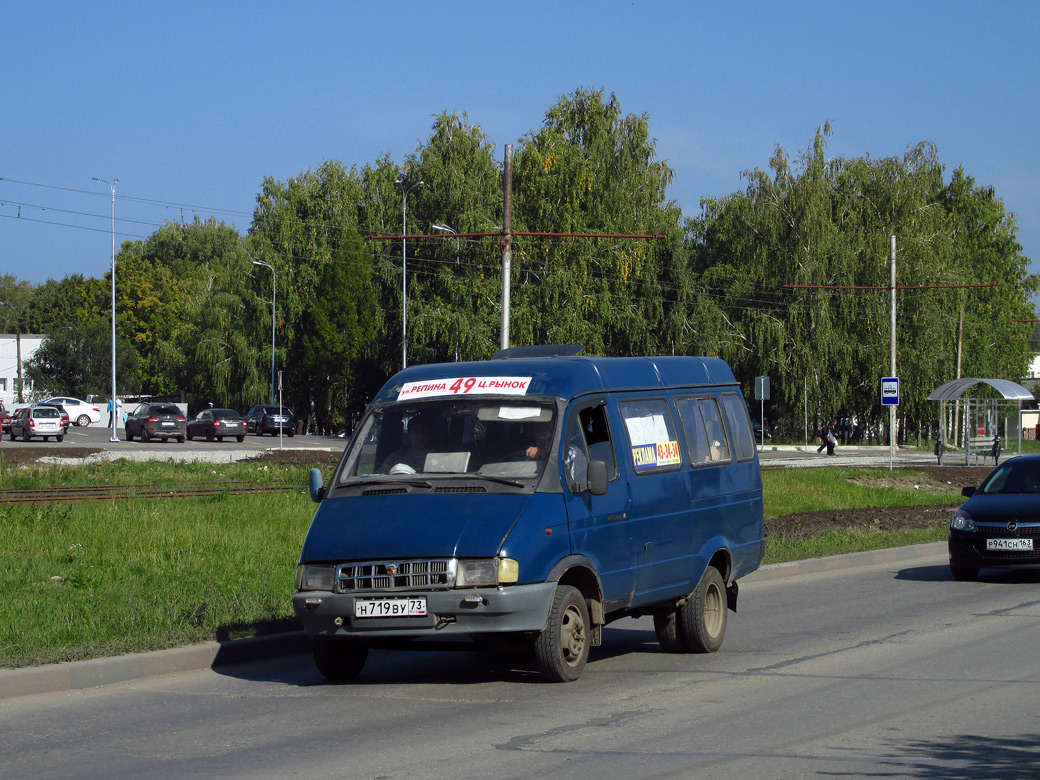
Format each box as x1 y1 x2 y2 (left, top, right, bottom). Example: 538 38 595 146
0 460 957 669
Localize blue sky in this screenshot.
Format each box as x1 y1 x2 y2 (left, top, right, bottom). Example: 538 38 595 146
3 1 1038 290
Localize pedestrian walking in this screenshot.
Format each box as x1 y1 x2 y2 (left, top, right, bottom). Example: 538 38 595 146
817 419 839 455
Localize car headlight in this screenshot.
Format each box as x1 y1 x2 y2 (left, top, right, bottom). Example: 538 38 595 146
950 509 976 532
454 558 519 587
295 564 335 591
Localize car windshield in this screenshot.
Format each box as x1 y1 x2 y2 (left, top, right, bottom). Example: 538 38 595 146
153 406 181 415
214 410 240 419
338 399 556 483
979 461 1040 494
35 408 59 418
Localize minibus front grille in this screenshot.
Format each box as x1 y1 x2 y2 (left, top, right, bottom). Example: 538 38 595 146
434 486 487 494
362 487 409 496
335 559 455 592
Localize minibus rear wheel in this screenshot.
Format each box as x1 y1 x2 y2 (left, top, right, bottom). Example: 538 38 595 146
534 585 590 682
678 566 727 653
311 638 369 681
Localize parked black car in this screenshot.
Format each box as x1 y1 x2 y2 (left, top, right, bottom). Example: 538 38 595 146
186 408 247 442
124 403 186 443
245 405 295 436
949 455 1040 580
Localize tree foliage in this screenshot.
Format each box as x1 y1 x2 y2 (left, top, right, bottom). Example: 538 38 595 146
9 92 1036 438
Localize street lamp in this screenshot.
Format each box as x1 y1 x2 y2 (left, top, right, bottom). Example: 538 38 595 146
431 223 460 361
252 260 276 404
395 175 423 369
92 177 120 442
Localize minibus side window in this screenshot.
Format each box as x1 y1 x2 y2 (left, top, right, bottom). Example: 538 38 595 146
619 398 683 473
721 393 756 461
564 405 616 491
676 396 732 466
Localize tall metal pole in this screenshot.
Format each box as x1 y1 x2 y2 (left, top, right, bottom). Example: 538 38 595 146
93 177 119 442
432 224 460 361
501 144 513 350
252 260 276 404
396 176 423 369
890 234 897 467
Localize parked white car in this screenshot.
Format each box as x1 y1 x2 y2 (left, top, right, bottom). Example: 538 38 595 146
41 396 102 426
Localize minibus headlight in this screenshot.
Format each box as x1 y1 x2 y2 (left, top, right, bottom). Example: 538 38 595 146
455 559 499 588
295 564 335 591
454 558 520 587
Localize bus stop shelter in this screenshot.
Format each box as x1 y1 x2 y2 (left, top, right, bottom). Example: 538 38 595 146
927 378 1035 464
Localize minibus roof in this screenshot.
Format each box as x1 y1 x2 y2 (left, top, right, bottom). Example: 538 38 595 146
372 353 738 406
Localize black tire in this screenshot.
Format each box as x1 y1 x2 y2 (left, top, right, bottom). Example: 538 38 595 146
76 415 90 427
125 429 134 442
22 431 31 442
206 431 215 441
653 609 688 653
951 565 979 581
288 429 295 437
311 639 368 681
143 429 152 441
176 436 185 443
186 432 193 441
57 435 64 442
534 584 590 682
236 435 244 443
677 567 728 653
217 436 223 442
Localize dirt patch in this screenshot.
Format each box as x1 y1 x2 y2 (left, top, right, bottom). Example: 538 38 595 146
766 465 992 540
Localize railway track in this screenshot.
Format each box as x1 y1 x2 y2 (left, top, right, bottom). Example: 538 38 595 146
0 481 306 505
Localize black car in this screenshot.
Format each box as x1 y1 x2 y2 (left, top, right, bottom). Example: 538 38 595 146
124 403 187 443
949 455 1040 580
245 404 295 436
186 408 247 442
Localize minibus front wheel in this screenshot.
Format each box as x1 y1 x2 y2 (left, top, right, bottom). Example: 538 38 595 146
312 638 369 681
534 585 590 682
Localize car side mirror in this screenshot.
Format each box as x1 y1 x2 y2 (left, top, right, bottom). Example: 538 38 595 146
308 468 326 503
587 460 608 495
961 486 976 498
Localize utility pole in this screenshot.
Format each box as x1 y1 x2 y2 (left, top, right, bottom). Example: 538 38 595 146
890 235 897 466
501 144 513 351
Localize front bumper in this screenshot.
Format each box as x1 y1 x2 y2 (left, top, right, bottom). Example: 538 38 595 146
949 529 1040 570
292 582 557 640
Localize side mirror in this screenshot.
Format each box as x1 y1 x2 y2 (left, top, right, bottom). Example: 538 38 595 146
961 486 976 498
587 460 609 496
308 467 326 503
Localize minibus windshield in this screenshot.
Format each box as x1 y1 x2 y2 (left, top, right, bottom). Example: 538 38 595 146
338 400 557 483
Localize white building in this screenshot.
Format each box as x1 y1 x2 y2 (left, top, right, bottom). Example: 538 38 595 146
0 333 44 410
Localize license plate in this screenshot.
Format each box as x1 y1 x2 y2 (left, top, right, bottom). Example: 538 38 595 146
987 538 1033 551
162 421 173 427
354 597 427 618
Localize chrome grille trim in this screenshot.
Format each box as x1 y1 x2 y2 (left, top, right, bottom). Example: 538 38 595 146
335 559 456 592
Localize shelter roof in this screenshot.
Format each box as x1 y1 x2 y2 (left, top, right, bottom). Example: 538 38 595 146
927 378 1034 402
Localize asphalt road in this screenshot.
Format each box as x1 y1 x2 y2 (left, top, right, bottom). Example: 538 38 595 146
3 551 1038 779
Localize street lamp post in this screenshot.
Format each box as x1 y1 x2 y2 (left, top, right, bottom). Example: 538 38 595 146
431 223 460 361
252 260 276 405
395 175 423 369
93 177 120 442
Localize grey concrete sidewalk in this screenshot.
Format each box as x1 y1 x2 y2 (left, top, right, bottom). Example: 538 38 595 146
0 542 948 702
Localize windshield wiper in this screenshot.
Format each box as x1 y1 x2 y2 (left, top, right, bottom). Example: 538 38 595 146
351 476 434 489
472 473 527 488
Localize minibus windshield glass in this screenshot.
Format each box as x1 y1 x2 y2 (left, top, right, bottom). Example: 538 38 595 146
339 400 557 482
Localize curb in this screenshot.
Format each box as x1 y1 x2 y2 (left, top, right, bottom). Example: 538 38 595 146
1 543 949 701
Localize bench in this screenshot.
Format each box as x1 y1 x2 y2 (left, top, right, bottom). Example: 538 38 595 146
967 436 1001 465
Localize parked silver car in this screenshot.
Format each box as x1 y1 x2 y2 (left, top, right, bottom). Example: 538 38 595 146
8 406 65 442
